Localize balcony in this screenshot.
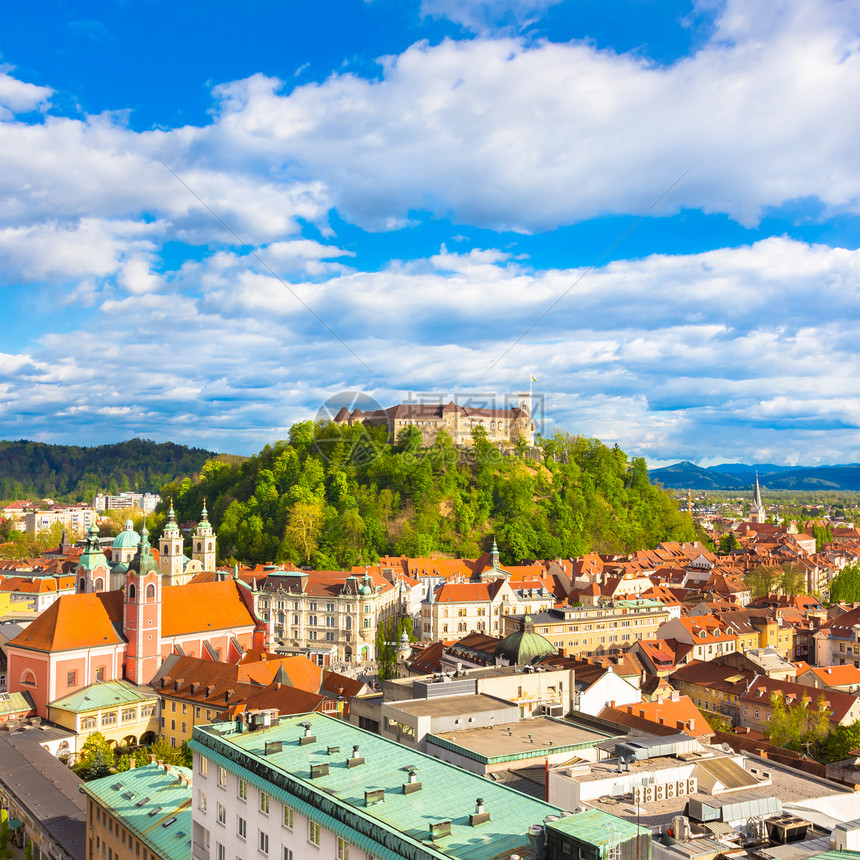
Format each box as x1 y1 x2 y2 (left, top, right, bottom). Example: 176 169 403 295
192 842 209 860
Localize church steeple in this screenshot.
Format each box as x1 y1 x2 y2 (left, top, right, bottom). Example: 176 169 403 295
159 500 186 585
491 537 500 570
124 520 162 684
76 524 109 593
750 473 766 524
192 501 216 571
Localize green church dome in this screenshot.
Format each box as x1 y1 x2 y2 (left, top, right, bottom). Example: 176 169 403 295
78 524 109 572
112 519 141 550
494 615 556 666
127 523 159 577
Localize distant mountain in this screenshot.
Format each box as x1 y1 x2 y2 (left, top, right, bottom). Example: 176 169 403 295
706 463 792 479
647 461 744 490
649 460 860 491
0 438 233 503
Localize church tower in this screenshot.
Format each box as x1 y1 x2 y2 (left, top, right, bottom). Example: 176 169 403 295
76 524 110 594
192 501 216 571
750 473 766 524
124 523 163 685
159 502 185 585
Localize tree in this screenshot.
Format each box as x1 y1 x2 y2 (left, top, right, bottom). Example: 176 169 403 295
74 731 114 779
830 562 860 603
745 564 778 598
778 563 806 598
0 818 12 860
767 692 804 747
705 713 733 733
718 531 739 554
284 500 324 562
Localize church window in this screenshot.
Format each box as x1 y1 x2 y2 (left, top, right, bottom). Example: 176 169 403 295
128 583 136 600
164 546 169 555
79 578 85 592
96 666 105 681
197 542 202 552
146 584 156 600
95 578 104 591
67 671 77 687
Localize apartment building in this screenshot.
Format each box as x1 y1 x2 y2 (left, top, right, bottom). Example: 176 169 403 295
254 570 399 665
421 578 554 642
501 599 672 657
81 761 191 860
93 491 160 513
669 660 753 724
814 604 860 667
654 615 740 662
24 504 95 537
189 711 629 860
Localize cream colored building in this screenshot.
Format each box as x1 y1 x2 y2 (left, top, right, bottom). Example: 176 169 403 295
24 505 95 537
255 569 399 664
422 578 554 642
501 600 672 657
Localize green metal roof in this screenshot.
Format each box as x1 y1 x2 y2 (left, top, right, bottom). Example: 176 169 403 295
128 525 159 576
191 713 576 860
0 691 35 716
50 680 158 714
80 763 192 860
77 525 109 572
546 809 650 848
112 521 141 550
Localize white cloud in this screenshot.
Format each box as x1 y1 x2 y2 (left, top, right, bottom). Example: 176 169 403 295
420 0 563 32
0 69 51 117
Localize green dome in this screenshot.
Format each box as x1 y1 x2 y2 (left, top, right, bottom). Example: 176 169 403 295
112 520 141 550
494 615 556 666
128 523 159 577
78 524 109 572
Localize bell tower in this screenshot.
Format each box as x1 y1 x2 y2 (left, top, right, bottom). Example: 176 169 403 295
124 523 163 685
192 501 216 571
159 502 185 585
76 524 109 594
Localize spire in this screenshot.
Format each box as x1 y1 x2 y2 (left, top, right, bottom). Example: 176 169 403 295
753 473 763 509
128 518 158 575
491 537 500 569
199 499 210 527
163 499 180 534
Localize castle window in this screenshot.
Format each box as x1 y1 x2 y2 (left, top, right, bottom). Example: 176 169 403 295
128 583 136 600
146 583 156 600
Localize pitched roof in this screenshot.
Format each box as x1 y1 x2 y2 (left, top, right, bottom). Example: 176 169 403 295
9 591 124 653
49 679 158 713
434 580 504 603
740 673 860 723
161 580 257 637
598 695 711 737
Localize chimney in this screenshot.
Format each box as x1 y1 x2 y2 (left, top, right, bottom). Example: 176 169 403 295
128 759 136 769
671 690 680 702
164 764 171 773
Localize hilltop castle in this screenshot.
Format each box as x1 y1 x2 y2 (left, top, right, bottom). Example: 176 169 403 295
334 393 535 447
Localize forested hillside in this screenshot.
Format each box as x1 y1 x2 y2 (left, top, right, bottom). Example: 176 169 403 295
0 439 231 501
160 422 694 568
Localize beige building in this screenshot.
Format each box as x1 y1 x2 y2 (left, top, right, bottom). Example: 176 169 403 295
501 599 672 657
255 569 399 664
422 578 554 642
334 395 535 447
24 505 95 537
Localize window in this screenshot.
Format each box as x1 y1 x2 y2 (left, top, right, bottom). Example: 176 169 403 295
181 722 187 734
217 803 226 825
283 805 293 829
198 791 207 812
81 716 97 730
96 666 105 681
218 766 227 787
216 844 225 860
260 791 270 814
171 720 176 730
309 821 320 846
182 704 187 714
146 583 155 600
338 838 349 860
196 707 201 718
199 757 208 776
67 670 77 687
121 708 136 722
259 831 269 854
238 779 247 800
363 619 370 628
101 711 117 726
238 817 247 839
283 850 293 860
172 701 177 712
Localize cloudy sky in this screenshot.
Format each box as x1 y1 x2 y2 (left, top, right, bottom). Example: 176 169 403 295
2 0 860 465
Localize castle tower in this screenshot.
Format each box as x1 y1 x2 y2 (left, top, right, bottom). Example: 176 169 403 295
159 502 185 585
192 501 216 571
123 523 163 685
750 473 766 524
76 524 110 594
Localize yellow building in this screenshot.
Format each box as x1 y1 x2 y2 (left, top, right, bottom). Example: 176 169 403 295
47 679 160 759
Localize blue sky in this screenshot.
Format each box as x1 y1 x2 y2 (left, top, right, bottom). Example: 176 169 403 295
2 0 860 465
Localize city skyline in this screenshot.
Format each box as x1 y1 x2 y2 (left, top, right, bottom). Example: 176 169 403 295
2 0 860 465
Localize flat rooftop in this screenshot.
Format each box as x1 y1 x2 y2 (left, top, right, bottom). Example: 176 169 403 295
431 717 612 762
192 713 566 860
386 693 511 718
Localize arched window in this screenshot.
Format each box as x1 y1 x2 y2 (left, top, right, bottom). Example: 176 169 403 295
196 542 202 552
163 545 169 555
94 578 104 592
79 578 85 593
146 583 156 600
128 583 136 600
20 670 37 687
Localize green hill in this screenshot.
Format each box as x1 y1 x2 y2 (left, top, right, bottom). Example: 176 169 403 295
648 461 745 490
0 438 232 502
160 423 695 568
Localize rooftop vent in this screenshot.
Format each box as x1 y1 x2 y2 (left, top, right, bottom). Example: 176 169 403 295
348 745 365 768
470 798 491 827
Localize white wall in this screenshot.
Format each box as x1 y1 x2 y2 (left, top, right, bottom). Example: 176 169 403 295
577 672 641 716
